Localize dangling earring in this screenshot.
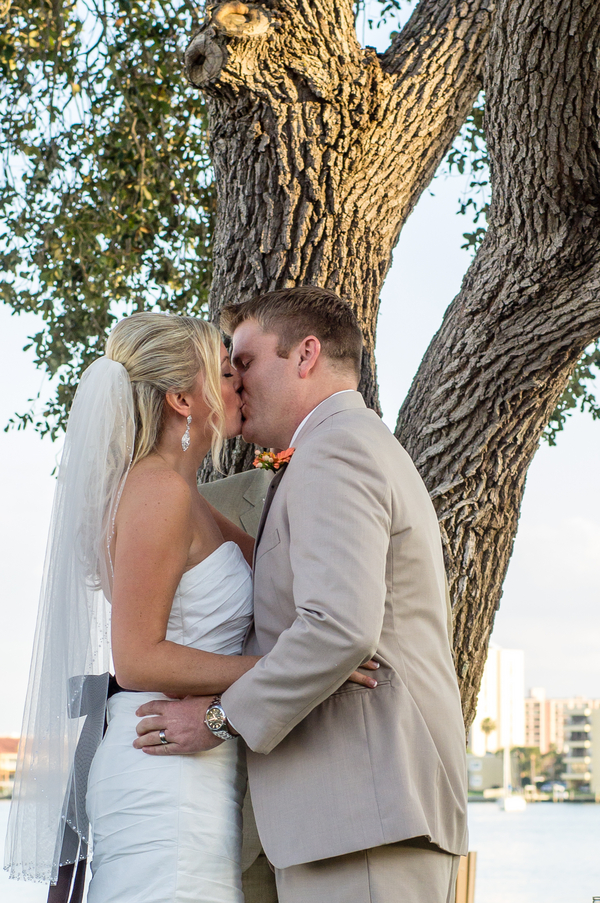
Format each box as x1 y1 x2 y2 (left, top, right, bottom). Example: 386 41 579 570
181 415 192 452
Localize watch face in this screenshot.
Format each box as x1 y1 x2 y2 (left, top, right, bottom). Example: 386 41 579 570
206 705 226 732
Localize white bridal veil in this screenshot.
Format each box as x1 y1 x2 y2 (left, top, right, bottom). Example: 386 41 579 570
4 357 135 883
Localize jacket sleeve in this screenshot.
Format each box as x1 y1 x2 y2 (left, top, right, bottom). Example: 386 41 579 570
221 425 391 754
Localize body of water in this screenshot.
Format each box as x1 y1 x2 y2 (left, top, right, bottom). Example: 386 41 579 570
1 800 599 901
468 801 600 902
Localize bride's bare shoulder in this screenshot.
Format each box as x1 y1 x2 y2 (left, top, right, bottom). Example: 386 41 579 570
118 458 192 520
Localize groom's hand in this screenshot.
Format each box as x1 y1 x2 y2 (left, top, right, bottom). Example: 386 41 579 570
133 695 223 755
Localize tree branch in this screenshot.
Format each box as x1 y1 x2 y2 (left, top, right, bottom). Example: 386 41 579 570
378 0 496 222
396 0 600 726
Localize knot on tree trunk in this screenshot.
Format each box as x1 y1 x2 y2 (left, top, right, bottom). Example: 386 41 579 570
185 3 272 88
212 1 272 37
185 28 229 88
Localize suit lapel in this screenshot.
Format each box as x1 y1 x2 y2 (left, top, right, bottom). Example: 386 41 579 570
239 470 272 537
253 467 287 566
239 504 260 537
251 394 365 566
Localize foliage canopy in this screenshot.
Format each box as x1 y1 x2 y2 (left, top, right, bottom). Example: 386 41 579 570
0 0 214 437
0 0 597 440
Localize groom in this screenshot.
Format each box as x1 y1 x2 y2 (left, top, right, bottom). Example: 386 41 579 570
136 287 468 902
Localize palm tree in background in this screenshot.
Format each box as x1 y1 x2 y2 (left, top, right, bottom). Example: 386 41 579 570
481 718 496 754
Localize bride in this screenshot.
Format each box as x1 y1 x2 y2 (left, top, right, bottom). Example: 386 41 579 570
5 311 372 903
84 312 256 903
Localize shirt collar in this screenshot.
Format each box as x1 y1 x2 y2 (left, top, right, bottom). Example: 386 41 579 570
289 390 355 448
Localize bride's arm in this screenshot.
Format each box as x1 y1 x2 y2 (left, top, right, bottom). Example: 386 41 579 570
110 469 259 697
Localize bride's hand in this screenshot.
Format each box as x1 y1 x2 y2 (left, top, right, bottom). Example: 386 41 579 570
347 659 379 688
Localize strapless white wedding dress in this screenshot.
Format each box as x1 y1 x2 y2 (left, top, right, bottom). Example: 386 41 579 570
86 541 253 903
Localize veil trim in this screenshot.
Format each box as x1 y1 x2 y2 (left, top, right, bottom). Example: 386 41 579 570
4 357 135 884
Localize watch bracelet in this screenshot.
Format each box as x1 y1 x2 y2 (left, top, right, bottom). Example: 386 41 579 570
204 695 236 740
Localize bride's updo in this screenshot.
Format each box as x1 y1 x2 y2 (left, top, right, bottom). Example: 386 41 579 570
105 312 225 467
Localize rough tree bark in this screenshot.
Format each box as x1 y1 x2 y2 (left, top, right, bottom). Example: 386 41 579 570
188 0 494 472
397 0 600 724
184 0 600 727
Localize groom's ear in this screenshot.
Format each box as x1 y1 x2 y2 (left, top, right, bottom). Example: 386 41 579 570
297 335 321 379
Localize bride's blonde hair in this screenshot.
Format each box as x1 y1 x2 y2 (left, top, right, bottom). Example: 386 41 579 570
105 312 225 468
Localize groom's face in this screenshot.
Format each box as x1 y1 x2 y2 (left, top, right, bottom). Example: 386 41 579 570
231 319 301 449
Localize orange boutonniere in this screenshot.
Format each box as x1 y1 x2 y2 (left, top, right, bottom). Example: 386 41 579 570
253 447 295 472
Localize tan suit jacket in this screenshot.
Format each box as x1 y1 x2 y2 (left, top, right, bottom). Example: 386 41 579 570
198 468 272 538
221 391 468 870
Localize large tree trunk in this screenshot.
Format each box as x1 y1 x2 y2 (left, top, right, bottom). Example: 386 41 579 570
185 0 600 727
397 0 600 725
188 0 493 473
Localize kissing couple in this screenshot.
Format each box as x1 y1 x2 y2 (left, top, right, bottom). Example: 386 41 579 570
6 286 467 903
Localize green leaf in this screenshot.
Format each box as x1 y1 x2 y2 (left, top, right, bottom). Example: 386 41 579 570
543 342 600 445
1 0 214 436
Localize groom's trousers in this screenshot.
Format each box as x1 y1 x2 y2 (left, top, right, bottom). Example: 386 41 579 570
274 840 460 903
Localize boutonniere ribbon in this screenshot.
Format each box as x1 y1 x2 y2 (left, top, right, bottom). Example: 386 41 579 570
253 447 295 472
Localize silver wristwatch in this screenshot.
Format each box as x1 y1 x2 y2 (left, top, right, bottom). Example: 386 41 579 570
204 695 237 741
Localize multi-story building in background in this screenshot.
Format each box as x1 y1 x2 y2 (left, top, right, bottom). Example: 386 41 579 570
548 698 567 753
525 688 568 753
525 691 600 754
590 710 600 799
525 687 549 752
470 645 525 755
562 702 600 794
0 737 18 797
471 652 600 795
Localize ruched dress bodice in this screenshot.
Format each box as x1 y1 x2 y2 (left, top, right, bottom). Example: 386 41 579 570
166 541 253 654
86 541 253 903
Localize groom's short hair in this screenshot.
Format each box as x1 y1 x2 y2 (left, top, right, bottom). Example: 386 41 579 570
221 286 363 378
